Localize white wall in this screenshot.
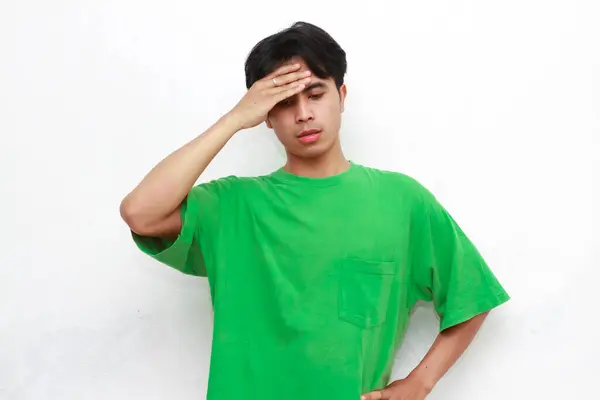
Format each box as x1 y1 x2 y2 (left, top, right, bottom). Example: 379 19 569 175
2 0 599 399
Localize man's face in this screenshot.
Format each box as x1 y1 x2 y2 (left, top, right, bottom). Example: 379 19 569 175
265 57 347 159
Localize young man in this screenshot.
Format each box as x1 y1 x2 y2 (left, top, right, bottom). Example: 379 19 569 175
120 21 510 400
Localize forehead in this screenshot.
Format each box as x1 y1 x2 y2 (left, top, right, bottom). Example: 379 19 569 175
275 57 331 86
278 56 310 71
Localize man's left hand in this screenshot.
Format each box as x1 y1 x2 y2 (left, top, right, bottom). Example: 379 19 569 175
360 376 432 400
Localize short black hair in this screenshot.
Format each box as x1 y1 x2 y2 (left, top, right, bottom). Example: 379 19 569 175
244 21 347 90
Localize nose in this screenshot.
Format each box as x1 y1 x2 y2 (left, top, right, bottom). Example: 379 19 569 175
295 97 314 124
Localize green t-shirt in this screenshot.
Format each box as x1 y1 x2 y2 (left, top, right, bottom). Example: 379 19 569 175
131 161 509 399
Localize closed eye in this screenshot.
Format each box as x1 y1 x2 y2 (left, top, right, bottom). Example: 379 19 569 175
277 93 324 107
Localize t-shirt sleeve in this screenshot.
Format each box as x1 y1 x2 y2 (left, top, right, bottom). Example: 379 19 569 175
130 176 236 277
409 181 510 331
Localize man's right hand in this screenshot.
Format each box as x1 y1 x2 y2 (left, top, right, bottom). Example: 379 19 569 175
227 63 312 130
120 63 312 238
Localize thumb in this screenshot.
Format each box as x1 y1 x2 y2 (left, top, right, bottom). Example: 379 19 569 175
361 388 390 400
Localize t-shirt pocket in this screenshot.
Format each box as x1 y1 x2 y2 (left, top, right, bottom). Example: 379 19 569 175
338 258 397 329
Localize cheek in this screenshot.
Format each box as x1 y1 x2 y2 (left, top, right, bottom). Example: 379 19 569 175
270 114 297 140
323 101 342 125
269 111 290 128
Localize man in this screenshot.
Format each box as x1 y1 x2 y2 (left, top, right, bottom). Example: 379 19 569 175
120 21 510 400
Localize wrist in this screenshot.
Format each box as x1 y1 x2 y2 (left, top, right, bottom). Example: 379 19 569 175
221 111 245 133
407 368 436 394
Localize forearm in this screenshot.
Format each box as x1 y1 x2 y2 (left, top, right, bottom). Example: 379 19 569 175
408 311 489 392
120 113 241 225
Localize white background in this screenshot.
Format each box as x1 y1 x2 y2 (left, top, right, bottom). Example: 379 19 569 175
1 0 599 399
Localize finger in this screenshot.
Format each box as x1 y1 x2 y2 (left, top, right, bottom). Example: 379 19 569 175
263 63 302 82
272 81 307 103
270 69 312 88
361 389 391 400
266 76 311 96
255 65 297 89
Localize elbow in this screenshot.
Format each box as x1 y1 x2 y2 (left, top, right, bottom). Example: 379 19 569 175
120 198 148 235
120 196 182 239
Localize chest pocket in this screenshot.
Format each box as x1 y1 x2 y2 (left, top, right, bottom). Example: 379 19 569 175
338 258 397 329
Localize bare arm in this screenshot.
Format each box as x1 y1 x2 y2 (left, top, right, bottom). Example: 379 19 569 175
361 312 489 400
408 311 489 391
120 63 312 238
119 114 241 237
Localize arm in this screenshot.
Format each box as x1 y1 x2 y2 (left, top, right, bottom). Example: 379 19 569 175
120 63 311 237
408 311 489 391
361 312 489 400
362 179 509 400
119 114 241 238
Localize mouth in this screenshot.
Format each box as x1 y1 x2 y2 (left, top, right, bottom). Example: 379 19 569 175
297 129 322 144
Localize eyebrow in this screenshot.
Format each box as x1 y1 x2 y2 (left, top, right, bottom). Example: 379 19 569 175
276 82 328 106
303 82 327 92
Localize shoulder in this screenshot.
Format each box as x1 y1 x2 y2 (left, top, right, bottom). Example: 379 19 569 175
189 173 270 196
355 163 433 199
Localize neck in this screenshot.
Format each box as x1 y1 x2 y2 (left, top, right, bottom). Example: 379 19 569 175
283 140 350 178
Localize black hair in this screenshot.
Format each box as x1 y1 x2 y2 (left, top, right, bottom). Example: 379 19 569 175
244 21 347 90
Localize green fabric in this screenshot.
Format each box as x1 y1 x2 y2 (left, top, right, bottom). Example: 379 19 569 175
131 161 510 399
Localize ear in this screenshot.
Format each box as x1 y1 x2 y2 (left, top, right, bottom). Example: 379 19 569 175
265 117 273 129
339 84 347 113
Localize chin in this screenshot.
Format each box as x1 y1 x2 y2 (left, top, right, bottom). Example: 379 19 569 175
289 141 333 159
295 148 327 159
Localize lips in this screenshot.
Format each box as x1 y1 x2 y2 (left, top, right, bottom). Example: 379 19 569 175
297 129 322 144
297 128 322 138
